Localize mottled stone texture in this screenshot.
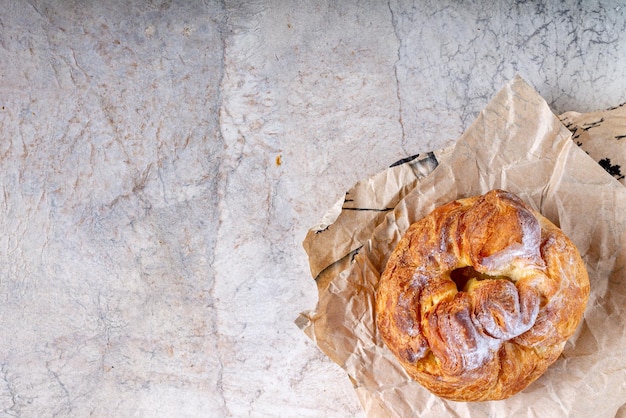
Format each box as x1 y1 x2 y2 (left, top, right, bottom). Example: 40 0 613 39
389 0 626 152
0 1 625 416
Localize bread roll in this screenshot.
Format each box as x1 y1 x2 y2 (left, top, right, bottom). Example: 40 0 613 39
375 190 590 401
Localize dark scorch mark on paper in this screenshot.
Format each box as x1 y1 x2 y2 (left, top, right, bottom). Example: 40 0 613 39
582 118 604 130
598 158 625 180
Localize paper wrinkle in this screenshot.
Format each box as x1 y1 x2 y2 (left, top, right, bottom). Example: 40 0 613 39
298 77 626 417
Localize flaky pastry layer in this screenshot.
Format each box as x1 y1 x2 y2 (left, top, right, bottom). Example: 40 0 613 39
375 190 590 401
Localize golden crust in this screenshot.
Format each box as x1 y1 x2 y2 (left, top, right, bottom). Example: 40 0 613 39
375 190 590 401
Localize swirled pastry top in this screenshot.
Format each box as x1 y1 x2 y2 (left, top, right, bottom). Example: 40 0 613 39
375 190 590 401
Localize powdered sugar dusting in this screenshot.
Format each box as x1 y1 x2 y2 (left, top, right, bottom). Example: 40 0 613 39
426 294 501 374
479 206 543 276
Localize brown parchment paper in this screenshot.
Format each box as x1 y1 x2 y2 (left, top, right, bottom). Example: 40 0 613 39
560 104 626 186
296 76 626 417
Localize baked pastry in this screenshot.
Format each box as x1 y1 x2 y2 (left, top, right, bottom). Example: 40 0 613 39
375 189 590 401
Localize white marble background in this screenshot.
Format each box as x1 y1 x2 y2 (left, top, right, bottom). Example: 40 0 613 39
1 1 625 417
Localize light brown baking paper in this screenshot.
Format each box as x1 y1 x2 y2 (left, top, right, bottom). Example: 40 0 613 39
560 104 626 186
296 76 626 417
